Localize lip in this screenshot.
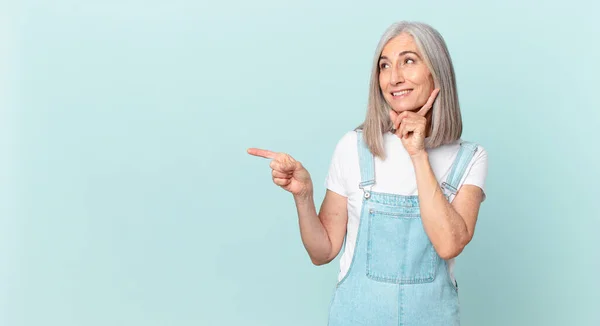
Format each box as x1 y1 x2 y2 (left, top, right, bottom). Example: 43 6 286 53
390 89 413 99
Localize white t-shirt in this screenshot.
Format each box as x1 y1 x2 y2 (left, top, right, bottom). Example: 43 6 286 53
325 130 488 282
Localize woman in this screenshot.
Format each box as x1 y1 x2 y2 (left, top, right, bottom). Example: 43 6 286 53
248 21 488 325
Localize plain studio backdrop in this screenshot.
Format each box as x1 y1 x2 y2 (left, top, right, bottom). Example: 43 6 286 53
1 1 599 325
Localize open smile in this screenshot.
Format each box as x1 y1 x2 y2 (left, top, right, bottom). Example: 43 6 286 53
391 89 413 98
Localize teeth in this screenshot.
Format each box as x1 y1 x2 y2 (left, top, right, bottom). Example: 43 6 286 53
392 90 411 96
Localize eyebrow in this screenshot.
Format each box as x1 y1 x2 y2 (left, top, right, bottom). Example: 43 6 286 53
379 51 420 61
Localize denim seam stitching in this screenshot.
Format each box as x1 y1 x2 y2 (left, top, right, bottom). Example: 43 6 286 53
366 210 436 284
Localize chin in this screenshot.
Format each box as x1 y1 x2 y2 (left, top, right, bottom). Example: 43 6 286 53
390 105 418 113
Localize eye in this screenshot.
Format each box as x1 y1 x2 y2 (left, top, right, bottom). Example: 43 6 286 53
405 58 415 64
379 62 390 69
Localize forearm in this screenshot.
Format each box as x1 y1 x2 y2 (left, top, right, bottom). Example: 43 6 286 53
293 192 334 265
411 152 470 259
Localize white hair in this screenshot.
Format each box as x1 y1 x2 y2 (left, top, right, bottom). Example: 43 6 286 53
358 21 463 158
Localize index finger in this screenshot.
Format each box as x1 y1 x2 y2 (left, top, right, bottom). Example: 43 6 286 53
417 88 440 117
247 148 277 159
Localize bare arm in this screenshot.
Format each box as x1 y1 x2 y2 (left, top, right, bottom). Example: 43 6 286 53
391 88 483 260
247 147 348 266
411 152 483 259
294 189 348 265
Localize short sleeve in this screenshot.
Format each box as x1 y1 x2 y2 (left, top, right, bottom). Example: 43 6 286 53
324 132 354 197
460 145 489 202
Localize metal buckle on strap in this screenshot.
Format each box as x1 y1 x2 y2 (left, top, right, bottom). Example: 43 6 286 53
360 183 373 199
441 182 457 199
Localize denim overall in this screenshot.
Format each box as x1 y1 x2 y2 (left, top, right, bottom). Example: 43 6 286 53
327 131 479 326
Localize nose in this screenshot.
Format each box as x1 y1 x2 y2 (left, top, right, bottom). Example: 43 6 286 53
390 64 404 85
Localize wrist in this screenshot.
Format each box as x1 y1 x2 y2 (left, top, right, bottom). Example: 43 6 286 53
293 189 314 203
410 150 429 164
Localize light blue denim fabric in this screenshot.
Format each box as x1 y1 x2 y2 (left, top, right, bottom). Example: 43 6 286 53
327 130 478 326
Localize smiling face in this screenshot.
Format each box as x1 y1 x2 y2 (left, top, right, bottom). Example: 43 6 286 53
378 33 435 113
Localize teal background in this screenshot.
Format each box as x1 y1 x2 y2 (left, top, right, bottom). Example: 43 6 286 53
2 1 599 325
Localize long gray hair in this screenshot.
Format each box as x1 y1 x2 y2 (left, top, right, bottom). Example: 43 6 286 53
358 21 462 158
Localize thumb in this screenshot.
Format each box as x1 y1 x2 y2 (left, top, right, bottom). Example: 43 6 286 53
281 155 300 172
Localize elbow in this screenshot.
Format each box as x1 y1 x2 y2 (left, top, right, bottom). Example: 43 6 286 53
310 251 336 266
437 234 472 260
309 244 339 266
437 245 463 260
310 256 333 266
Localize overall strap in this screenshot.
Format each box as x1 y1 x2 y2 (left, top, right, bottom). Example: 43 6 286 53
441 141 479 201
356 130 375 199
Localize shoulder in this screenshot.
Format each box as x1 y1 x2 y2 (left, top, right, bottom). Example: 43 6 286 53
340 130 358 145
331 130 359 154
448 139 488 171
432 139 487 161
429 138 489 181
460 140 488 165
327 130 361 174
325 131 361 195
455 140 489 198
